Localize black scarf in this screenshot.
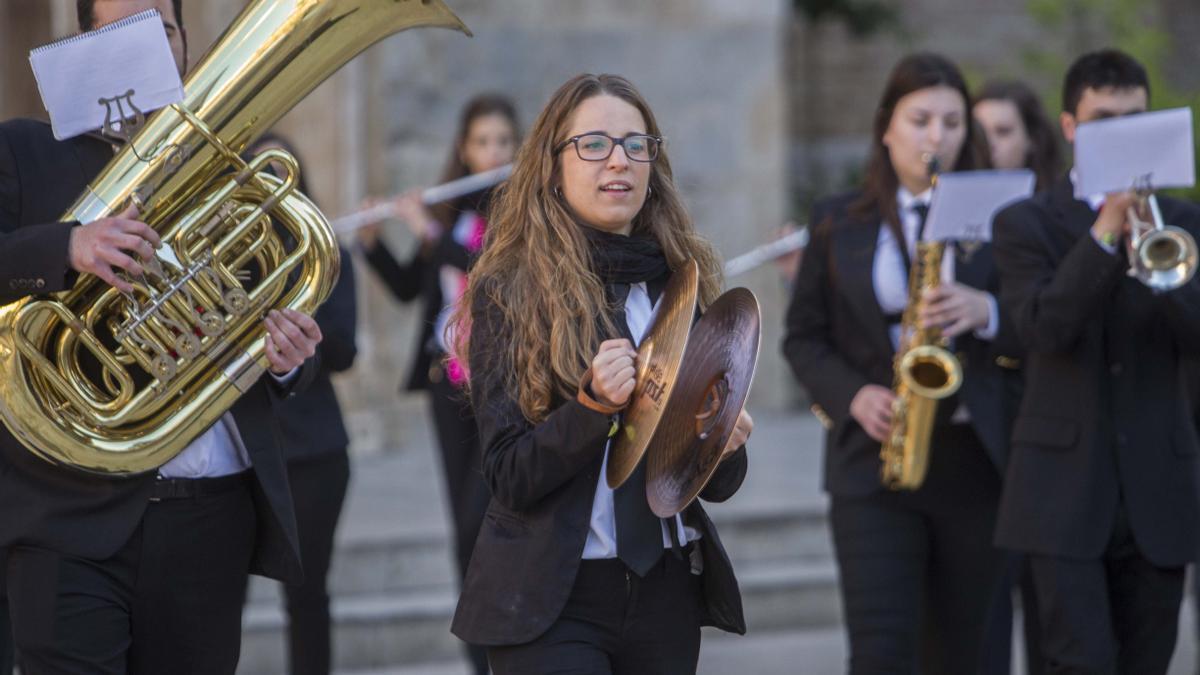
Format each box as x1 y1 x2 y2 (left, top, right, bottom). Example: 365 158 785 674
583 227 670 286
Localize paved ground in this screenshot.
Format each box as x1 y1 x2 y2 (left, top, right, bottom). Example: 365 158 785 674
307 403 1200 674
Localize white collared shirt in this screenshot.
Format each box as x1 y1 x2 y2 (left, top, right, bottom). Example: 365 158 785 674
582 282 701 560
157 368 297 478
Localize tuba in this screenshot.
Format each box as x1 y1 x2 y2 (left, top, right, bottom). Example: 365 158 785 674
0 0 469 475
879 156 963 490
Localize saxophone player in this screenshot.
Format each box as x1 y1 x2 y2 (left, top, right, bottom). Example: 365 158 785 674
0 2 322 673
783 53 1019 673
992 49 1200 674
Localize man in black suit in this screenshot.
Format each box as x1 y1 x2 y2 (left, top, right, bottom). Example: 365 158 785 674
993 49 1200 674
0 1 323 673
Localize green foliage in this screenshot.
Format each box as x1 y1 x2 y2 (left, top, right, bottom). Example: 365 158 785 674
1025 0 1200 200
793 0 900 37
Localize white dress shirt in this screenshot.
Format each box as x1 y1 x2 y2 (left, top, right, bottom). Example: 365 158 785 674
582 281 700 560
157 368 297 479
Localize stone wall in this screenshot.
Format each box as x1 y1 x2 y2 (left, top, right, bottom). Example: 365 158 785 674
5 1 1194 455
0 1 790 454
348 0 792 451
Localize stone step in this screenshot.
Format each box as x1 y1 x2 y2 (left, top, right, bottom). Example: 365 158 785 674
238 558 839 675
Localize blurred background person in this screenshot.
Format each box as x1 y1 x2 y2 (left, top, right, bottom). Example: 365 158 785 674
972 77 1063 675
973 79 1065 191
245 132 359 675
356 93 519 675
784 52 1017 674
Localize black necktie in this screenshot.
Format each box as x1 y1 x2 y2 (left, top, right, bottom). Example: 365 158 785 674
895 202 929 276
912 202 930 243
609 283 664 577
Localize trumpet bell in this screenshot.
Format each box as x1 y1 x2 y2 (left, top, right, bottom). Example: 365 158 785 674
1133 226 1198 290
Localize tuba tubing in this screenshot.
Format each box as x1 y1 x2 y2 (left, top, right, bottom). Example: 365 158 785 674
0 0 471 474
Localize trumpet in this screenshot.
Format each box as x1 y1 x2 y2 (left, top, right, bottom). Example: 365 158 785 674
331 163 512 234
1126 180 1198 290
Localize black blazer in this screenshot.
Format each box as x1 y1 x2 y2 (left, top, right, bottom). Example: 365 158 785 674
364 238 441 391
364 218 478 392
0 118 310 583
277 247 358 461
783 191 1021 497
451 279 749 646
992 176 1200 566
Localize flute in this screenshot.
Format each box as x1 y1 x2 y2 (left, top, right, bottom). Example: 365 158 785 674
723 227 809 277
332 163 513 234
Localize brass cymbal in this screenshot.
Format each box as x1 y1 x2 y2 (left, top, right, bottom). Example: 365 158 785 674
606 260 699 489
646 287 761 518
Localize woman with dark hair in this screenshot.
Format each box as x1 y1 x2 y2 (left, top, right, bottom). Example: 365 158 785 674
973 79 1063 191
783 53 1018 673
356 93 518 675
245 132 359 675
973 78 1058 675
448 73 752 674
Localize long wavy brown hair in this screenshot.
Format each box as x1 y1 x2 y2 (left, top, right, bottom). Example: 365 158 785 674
449 73 723 423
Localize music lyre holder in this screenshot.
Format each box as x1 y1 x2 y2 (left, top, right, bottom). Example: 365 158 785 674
99 89 145 144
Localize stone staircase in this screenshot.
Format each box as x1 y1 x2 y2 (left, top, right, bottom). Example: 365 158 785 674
237 411 833 674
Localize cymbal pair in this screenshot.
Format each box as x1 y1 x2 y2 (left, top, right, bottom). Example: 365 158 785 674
606 260 761 517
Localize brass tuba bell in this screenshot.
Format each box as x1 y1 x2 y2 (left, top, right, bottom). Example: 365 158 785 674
0 0 470 475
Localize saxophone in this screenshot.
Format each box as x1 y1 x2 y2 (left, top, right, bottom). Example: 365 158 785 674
0 0 469 475
879 156 963 490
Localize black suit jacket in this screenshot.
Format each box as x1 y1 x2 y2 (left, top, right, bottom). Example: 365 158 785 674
992 177 1200 566
783 191 1021 497
451 278 749 646
0 118 308 583
277 247 357 461
364 238 441 391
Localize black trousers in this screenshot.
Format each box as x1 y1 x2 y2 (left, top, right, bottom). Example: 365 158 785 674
7 472 257 675
487 549 705 675
0 550 11 675
1028 508 1184 675
428 375 491 675
282 452 350 675
830 424 1004 675
980 553 1043 675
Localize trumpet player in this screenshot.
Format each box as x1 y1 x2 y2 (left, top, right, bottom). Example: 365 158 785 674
0 2 322 673
783 53 1019 673
992 49 1200 674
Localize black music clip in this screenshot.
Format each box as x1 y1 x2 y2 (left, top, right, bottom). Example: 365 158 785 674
98 89 145 144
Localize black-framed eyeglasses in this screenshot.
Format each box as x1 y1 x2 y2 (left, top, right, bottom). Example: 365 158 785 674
554 132 663 163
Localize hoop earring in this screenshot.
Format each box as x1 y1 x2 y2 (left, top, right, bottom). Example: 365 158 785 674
646 185 654 199
554 185 563 200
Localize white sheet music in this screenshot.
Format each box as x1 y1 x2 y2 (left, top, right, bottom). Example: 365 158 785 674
924 170 1036 243
29 9 184 141
1074 107 1195 198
